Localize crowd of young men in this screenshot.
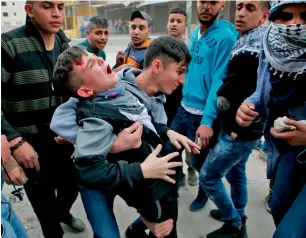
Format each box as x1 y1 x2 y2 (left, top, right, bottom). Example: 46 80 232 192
1 1 306 238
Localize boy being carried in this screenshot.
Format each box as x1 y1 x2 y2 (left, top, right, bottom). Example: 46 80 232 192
51 38 199 237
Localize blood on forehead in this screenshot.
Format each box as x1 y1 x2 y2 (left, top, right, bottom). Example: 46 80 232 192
73 58 84 66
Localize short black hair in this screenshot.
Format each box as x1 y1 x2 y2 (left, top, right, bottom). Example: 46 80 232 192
87 16 109 31
170 8 188 20
53 46 87 98
143 36 191 69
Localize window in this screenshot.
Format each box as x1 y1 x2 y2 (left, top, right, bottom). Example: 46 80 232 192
1 2 7 6
3 12 9 17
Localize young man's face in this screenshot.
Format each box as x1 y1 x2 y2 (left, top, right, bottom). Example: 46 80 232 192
87 26 109 50
25 1 65 34
197 1 225 24
167 13 187 39
129 18 151 47
273 3 306 25
155 61 187 95
235 1 269 35
73 53 118 98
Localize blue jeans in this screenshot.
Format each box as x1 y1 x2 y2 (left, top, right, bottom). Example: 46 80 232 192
170 106 210 172
79 186 120 238
1 193 29 238
273 185 306 238
200 132 259 227
269 150 305 227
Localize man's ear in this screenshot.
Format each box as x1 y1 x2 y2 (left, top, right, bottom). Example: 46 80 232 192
86 30 91 37
263 10 270 22
151 59 163 74
77 86 93 98
24 3 34 18
148 27 152 35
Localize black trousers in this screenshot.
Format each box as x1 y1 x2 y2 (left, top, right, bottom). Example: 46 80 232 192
23 129 78 238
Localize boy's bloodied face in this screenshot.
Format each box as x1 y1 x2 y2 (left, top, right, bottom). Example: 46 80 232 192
72 52 118 98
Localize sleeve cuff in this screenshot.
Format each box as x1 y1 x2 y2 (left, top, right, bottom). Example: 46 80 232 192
201 114 214 127
129 163 145 182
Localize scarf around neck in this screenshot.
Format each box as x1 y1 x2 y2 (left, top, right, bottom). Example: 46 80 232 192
231 23 268 58
263 23 306 78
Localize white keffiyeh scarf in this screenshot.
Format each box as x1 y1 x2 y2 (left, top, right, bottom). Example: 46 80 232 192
263 23 306 77
231 23 268 58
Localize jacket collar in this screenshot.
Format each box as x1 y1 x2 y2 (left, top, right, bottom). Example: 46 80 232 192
129 38 152 50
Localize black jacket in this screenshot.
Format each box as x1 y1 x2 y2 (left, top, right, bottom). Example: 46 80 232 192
1 18 70 141
217 52 263 141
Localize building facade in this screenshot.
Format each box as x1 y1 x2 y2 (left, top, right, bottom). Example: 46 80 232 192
1 1 26 26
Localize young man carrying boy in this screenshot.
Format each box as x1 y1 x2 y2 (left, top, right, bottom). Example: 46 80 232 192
51 37 200 238
78 16 109 60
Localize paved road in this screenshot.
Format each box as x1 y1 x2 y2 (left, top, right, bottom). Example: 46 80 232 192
1 27 275 237
3 151 274 238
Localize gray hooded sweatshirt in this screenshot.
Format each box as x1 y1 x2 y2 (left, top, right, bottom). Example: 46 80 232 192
50 68 169 190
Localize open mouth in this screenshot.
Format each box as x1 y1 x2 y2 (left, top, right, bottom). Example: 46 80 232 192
106 64 113 74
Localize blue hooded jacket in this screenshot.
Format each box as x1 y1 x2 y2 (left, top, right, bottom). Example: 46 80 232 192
182 20 237 126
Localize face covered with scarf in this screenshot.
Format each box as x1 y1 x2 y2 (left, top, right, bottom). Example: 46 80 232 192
263 1 306 75
263 1 306 110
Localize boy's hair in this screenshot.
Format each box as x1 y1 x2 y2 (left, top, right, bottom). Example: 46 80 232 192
143 36 191 69
87 16 109 31
169 8 188 20
53 46 87 98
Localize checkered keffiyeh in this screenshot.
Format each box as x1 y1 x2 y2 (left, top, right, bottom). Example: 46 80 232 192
263 23 306 76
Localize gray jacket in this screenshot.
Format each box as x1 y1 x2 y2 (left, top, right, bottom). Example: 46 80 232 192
50 68 169 190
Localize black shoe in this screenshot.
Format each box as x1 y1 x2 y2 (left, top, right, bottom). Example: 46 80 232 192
125 225 148 238
60 214 85 232
210 210 247 224
210 209 222 221
205 223 247 238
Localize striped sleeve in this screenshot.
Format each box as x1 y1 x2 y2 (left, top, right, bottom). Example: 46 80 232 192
1 38 21 140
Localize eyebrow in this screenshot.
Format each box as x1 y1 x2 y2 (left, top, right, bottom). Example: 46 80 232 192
41 1 53 5
246 3 256 8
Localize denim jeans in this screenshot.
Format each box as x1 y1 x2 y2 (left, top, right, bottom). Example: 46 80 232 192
79 185 120 238
269 150 305 227
273 185 306 238
200 132 259 227
170 106 216 171
1 193 29 238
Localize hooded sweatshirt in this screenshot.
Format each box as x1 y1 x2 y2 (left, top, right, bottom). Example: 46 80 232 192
50 68 169 190
50 68 167 144
182 20 237 126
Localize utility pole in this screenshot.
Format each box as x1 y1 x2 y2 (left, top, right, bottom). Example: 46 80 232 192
89 0 92 18
186 0 192 45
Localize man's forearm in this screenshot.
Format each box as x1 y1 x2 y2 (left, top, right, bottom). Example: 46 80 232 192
2 155 19 172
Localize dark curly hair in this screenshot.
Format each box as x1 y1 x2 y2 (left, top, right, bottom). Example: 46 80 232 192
87 16 109 31
53 46 87 98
